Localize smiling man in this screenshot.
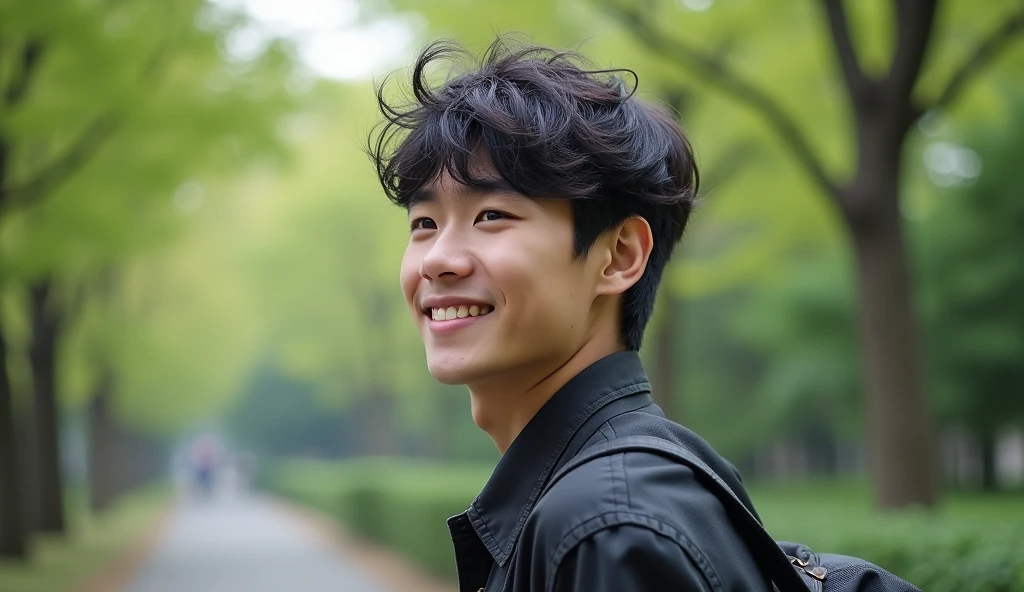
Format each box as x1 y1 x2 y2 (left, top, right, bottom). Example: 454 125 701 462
369 38 772 592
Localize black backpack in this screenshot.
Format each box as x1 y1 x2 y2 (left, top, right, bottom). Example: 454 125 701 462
545 435 922 592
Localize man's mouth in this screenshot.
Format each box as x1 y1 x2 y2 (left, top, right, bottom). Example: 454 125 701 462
429 304 493 321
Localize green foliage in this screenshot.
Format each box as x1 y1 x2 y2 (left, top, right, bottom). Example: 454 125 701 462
730 255 862 439
223 364 345 457
1 0 305 431
1 0 297 278
913 92 1024 434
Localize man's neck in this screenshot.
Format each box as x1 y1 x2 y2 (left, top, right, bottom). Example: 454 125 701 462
468 334 626 454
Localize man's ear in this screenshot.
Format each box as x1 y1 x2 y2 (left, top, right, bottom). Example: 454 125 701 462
596 216 654 296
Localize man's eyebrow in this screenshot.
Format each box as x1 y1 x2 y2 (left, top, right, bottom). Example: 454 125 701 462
407 187 434 207
469 177 529 200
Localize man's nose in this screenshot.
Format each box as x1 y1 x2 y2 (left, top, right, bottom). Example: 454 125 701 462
419 230 473 280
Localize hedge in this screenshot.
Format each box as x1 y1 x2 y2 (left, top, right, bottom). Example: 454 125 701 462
262 457 490 581
263 459 1024 590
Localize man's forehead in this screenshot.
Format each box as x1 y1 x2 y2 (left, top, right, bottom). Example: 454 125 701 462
409 174 527 206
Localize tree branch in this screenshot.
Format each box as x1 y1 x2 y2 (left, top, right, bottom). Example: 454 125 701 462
0 113 120 212
4 38 45 107
0 36 174 213
701 140 759 194
886 0 938 101
822 0 870 102
920 5 1024 115
660 86 758 199
600 1 837 198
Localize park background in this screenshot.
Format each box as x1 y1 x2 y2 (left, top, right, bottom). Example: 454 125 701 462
1 0 1023 590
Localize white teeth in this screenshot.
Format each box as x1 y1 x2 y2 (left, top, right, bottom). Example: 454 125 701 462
429 305 492 321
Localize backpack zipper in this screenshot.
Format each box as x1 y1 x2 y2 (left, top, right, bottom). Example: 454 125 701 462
788 555 828 581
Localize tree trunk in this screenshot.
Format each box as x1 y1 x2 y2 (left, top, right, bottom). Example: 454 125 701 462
0 324 28 557
28 279 65 533
120 429 162 493
978 429 998 491
17 410 39 534
652 293 679 421
87 372 117 513
803 423 838 476
366 391 397 456
847 156 939 508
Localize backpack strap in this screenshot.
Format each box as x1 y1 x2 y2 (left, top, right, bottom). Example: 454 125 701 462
542 435 809 592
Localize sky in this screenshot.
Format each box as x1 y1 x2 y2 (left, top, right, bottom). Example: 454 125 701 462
209 0 423 81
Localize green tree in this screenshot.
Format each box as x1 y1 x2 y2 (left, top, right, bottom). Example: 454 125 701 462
0 0 297 556
724 93 1024 489
597 0 1024 508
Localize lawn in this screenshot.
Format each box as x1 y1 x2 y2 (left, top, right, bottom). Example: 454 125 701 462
0 485 170 592
750 477 1024 540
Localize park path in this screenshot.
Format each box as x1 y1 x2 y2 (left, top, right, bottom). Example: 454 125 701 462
119 472 451 592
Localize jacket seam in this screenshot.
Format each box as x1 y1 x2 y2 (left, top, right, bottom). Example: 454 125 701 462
603 422 630 508
545 510 725 592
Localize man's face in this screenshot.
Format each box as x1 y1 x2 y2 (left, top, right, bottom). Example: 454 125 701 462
400 172 605 386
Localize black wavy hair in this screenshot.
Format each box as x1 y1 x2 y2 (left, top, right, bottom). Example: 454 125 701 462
369 36 699 350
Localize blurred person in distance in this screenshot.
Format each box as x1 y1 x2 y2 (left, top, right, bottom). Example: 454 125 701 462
189 435 221 498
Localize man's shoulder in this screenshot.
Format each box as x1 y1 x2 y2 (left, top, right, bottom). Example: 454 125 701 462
519 428 767 591
528 437 716 541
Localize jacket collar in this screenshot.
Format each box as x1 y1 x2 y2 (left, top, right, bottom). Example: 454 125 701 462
460 350 651 567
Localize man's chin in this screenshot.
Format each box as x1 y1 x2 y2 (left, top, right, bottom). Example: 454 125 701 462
426 354 483 385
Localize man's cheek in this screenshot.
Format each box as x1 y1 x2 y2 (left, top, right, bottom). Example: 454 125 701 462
398 261 420 303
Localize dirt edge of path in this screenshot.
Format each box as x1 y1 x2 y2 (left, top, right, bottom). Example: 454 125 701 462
271 496 456 592
74 503 176 592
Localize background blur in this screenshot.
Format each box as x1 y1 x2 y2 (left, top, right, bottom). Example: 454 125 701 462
1 0 1023 591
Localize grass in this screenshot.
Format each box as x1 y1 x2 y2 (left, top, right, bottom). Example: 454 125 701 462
747 478 1024 546
0 484 170 592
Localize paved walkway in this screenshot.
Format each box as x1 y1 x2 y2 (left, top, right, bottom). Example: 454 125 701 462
122 479 404 592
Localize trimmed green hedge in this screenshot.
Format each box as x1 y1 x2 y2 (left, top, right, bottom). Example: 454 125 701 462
263 457 490 581
263 460 1024 590
754 482 1024 592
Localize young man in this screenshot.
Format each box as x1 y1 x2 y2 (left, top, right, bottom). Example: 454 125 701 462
370 38 772 592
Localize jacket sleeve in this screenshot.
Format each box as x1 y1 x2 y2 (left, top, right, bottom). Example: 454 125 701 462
551 524 715 592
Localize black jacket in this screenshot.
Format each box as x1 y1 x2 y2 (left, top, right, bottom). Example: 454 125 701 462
447 350 773 592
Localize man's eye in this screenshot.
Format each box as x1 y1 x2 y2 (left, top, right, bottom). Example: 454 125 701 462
410 217 437 231
478 210 508 222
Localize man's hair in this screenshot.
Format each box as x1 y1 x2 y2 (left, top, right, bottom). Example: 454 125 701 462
369 37 699 350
